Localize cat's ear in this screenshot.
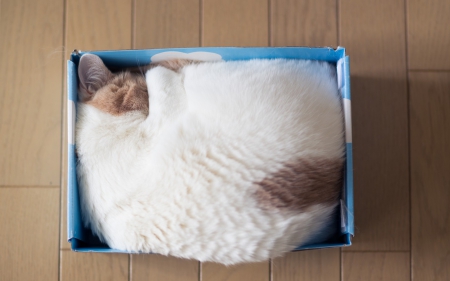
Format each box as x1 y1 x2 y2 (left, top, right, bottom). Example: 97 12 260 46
78 54 112 101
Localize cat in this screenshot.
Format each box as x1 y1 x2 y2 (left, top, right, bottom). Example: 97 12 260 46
75 53 344 265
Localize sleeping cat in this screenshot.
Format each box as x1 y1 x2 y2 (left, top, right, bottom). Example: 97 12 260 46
76 54 344 265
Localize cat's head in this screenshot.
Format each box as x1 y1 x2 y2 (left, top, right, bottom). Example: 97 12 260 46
78 54 149 116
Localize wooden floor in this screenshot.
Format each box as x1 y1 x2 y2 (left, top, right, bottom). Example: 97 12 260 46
1 0 449 280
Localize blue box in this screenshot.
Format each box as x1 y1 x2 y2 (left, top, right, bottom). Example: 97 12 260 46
67 47 353 253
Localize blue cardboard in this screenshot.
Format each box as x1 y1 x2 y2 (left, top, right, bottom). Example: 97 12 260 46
67 47 353 253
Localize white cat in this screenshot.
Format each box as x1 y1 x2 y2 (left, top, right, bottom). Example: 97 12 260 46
76 54 344 265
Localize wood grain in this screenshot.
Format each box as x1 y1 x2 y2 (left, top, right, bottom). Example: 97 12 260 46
202 0 268 46
66 0 132 52
273 249 340 281
202 261 269 281
0 188 59 281
408 0 450 70
0 0 63 186
410 72 450 281
340 0 409 251
343 252 410 281
134 0 200 48
61 250 129 281
132 254 199 281
271 0 337 47
61 0 133 250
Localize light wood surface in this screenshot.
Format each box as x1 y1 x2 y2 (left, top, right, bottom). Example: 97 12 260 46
202 262 269 281
340 0 410 252
271 0 337 47
135 0 200 48
66 0 132 52
1 0 450 280
0 188 59 281
0 0 63 186
407 0 450 70
202 0 268 46
343 252 410 281
410 72 450 281
61 251 129 281
132 255 199 281
273 249 340 281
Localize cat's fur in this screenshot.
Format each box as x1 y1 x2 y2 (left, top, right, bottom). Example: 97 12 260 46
76 54 344 265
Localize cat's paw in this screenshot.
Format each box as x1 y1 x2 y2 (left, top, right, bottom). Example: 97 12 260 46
153 59 200 72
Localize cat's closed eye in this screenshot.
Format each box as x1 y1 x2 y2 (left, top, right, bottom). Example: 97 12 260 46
78 54 149 116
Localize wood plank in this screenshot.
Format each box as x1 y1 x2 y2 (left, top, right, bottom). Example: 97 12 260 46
61 250 129 281
271 0 337 47
132 254 199 281
202 261 269 281
340 0 409 251
66 0 132 52
134 0 200 48
0 188 59 281
273 249 340 281
343 252 410 281
0 0 63 186
408 0 450 70
61 0 133 250
203 0 268 46
410 72 450 281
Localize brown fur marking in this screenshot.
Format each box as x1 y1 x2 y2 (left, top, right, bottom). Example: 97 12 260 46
255 158 343 211
87 72 149 116
81 59 201 116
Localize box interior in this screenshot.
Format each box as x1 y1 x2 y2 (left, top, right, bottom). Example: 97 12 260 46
67 47 353 253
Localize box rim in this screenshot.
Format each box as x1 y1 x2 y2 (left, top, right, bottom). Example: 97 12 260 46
67 46 354 252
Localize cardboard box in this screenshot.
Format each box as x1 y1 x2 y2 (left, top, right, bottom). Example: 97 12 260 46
67 47 354 252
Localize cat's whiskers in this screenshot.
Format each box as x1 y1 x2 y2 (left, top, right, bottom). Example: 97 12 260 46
136 59 146 79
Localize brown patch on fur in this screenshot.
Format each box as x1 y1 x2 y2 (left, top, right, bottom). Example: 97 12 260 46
79 57 200 116
254 158 343 211
87 72 149 116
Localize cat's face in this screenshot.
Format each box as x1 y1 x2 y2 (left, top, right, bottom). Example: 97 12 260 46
78 54 149 116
